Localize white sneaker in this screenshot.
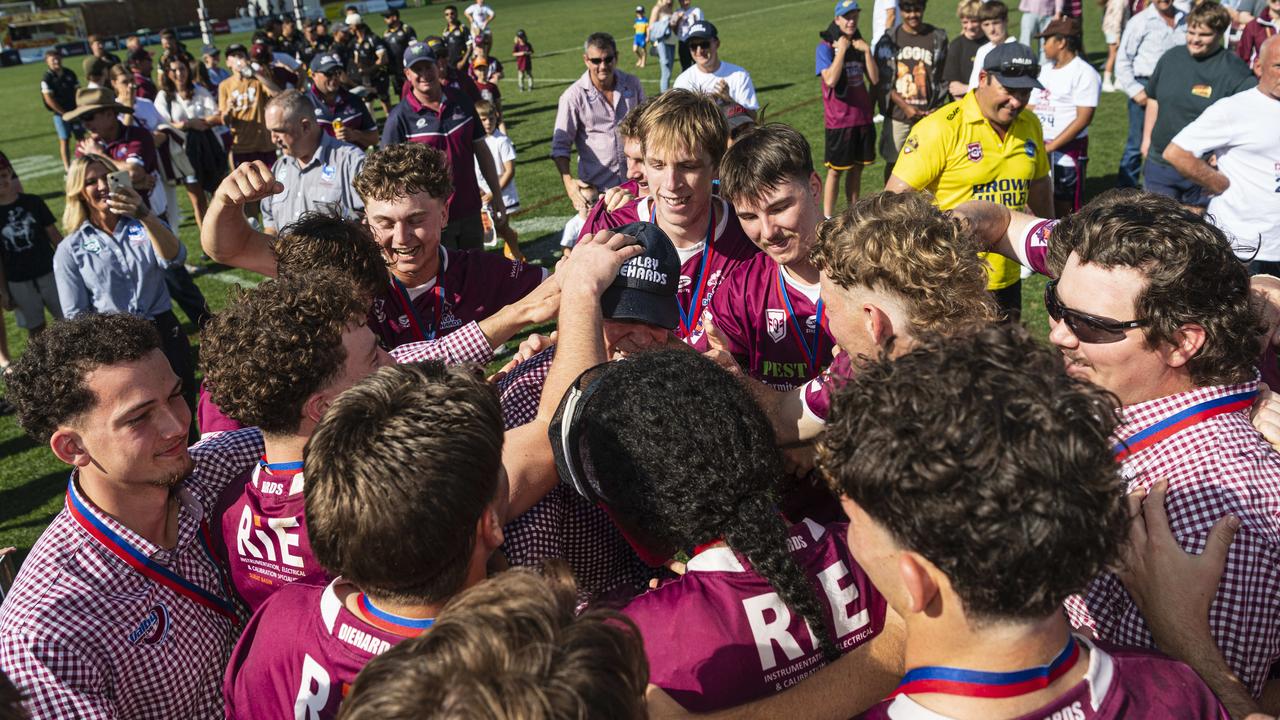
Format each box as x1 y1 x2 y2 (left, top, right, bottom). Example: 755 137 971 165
1102 75 1116 93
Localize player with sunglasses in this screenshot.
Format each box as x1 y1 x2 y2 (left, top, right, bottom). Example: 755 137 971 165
951 189 1280 716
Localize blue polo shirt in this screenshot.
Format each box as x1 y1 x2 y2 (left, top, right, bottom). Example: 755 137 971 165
381 86 483 221
53 218 186 319
307 84 377 138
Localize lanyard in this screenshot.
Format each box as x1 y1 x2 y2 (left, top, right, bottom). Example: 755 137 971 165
891 636 1079 699
775 267 826 377
389 248 446 342
357 593 434 638
1113 389 1257 462
650 200 716 336
66 478 240 624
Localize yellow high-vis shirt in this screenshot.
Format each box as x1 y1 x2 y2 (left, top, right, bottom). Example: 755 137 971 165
892 91 1049 289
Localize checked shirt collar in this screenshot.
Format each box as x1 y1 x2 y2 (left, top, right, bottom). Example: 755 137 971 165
1113 374 1260 469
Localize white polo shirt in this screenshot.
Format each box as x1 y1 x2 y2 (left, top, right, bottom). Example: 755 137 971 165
1170 88 1280 261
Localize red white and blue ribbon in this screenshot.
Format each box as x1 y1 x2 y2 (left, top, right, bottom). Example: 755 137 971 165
258 457 304 475
357 593 434 638
775 267 826 378
651 202 716 336
891 635 1079 699
1113 390 1257 462
66 478 240 624
389 248 447 342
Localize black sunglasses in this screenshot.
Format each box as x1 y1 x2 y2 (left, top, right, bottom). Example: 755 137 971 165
1044 279 1146 344
688 40 712 51
587 54 617 65
993 62 1041 78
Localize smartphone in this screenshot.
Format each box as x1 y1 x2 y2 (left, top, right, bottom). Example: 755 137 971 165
107 170 132 195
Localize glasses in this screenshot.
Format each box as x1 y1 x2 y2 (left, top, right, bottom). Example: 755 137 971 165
1043 279 1146 344
992 62 1041 79
587 54 616 65
688 41 712 51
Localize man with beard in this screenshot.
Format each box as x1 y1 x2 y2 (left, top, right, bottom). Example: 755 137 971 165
0 313 262 717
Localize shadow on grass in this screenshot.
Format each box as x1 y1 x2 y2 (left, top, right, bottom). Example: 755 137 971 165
754 82 797 94
0 468 66 536
0 433 37 459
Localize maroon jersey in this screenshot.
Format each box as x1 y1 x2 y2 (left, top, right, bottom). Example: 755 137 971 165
223 579 407 720
369 248 545 350
688 252 833 390
800 351 854 424
857 637 1228 720
623 519 886 712
580 195 760 339
217 462 327 612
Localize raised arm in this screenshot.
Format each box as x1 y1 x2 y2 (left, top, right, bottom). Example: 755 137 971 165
201 161 282 277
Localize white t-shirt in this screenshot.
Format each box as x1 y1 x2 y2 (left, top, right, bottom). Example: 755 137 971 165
1170 88 1280 260
1029 55 1100 143
475 129 520 210
871 0 901 49
673 60 759 110
967 35 1018 90
675 6 706 40
465 3 494 35
155 86 219 125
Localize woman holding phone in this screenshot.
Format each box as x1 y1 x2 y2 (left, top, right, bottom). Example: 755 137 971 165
52 154 197 417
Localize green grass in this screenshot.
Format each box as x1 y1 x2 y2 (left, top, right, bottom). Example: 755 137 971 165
0 0 1123 564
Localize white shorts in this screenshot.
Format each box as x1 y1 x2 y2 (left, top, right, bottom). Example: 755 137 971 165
1103 0 1126 42
7 272 62 329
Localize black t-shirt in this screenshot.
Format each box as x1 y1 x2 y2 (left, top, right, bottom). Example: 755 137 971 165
0 194 57 282
881 24 946 122
297 37 332 68
942 34 985 87
353 35 388 73
443 25 469 67
383 24 417 72
41 67 79 114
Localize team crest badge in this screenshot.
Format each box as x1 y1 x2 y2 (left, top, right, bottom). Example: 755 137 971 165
416 118 428 128
128 603 171 645
1024 140 1036 158
321 165 336 182
767 309 787 343
397 314 410 329
82 235 102 254
902 136 919 155
966 142 984 162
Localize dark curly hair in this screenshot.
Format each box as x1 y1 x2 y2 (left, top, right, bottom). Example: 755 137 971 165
199 271 367 435
7 313 160 443
818 323 1128 622
1047 189 1264 388
354 142 453 204
305 362 503 603
338 562 648 720
719 123 814 207
573 350 840 660
272 213 388 303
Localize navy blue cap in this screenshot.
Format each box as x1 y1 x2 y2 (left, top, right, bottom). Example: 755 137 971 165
310 52 343 74
403 41 437 69
982 42 1045 89
599 222 680 331
685 20 718 40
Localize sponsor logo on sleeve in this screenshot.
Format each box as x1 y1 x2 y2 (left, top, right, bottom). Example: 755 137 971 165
1024 139 1036 158
902 136 919 155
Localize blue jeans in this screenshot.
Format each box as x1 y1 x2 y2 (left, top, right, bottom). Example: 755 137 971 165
655 42 675 92
1117 79 1148 188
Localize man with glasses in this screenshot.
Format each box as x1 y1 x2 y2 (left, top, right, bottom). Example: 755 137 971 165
551 33 645 213
673 21 759 116
952 191 1280 715
886 42 1052 320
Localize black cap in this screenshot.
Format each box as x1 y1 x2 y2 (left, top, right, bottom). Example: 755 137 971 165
225 43 248 57
685 20 718 40
599 222 680 331
382 7 399 16
982 42 1044 89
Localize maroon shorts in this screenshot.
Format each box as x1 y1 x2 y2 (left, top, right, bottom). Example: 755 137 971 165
230 150 277 170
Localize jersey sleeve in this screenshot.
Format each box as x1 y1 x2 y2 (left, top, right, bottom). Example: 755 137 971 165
815 42 835 76
734 72 760 111
891 115 949 190
1169 99 1235 157
689 270 749 355
1016 219 1058 276
498 135 517 163
31 196 57 228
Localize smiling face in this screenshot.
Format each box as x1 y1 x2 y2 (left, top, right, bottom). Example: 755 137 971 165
689 37 719 71
45 53 62 71
643 141 715 233
602 318 670 359
960 15 982 39
312 68 343 95
583 43 617 88
364 192 449 283
976 73 1031 129
61 350 194 488
900 4 924 31
733 175 823 267
80 159 114 214
835 11 860 37
167 59 190 85
1185 23 1220 57
406 60 441 97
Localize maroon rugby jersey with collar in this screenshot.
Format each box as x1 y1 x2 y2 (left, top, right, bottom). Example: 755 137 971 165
857 636 1227 720
688 252 834 390
369 248 545 350
579 195 760 339
622 519 886 713
223 579 408 720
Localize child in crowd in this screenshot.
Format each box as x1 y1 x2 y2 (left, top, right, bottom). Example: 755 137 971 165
560 185 601 257
633 6 650 67
967 0 1014 89
513 29 535 91
474 101 524 261
0 161 63 369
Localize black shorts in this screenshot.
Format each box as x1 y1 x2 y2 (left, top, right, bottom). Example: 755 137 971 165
824 124 876 170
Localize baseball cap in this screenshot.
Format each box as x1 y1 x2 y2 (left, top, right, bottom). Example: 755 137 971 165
403 42 437 69
201 44 219 57
383 7 399 17
1036 16 1082 38
982 42 1044 89
834 0 861 16
685 21 718 40
310 53 343 74
345 12 362 26
636 4 644 10
225 43 249 57
598 222 681 331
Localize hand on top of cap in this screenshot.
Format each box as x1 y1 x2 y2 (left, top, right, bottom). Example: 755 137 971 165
553 230 644 299
216 160 285 207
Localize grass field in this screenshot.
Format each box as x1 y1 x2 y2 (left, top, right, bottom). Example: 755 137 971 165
0 0 1126 565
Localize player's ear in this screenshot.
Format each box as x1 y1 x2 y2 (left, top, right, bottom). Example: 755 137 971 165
300 392 330 427
478 502 504 551
808 172 822 203
1164 323 1206 370
898 551 941 614
50 429 92 468
864 302 895 348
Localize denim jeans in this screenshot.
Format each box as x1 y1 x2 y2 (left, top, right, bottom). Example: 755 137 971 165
1117 78 1148 188
1020 12 1053 61
655 42 675 91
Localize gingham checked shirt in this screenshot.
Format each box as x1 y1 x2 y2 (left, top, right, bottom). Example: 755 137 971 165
495 347 651 602
1065 377 1280 696
0 428 264 719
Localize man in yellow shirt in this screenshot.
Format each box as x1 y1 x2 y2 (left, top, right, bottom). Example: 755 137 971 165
886 42 1051 319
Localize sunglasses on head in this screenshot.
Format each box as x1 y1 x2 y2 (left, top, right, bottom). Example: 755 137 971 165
587 54 617 65
1044 279 1146 344
992 62 1041 78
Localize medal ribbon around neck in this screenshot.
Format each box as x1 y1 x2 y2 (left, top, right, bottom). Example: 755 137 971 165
389 247 447 342
891 635 1079 699
775 267 826 378
651 200 716 336
258 457 304 475
357 593 435 638
66 477 240 624
1113 389 1257 462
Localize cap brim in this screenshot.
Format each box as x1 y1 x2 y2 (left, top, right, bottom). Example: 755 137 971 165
63 103 132 122
992 73 1044 90
600 286 680 331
